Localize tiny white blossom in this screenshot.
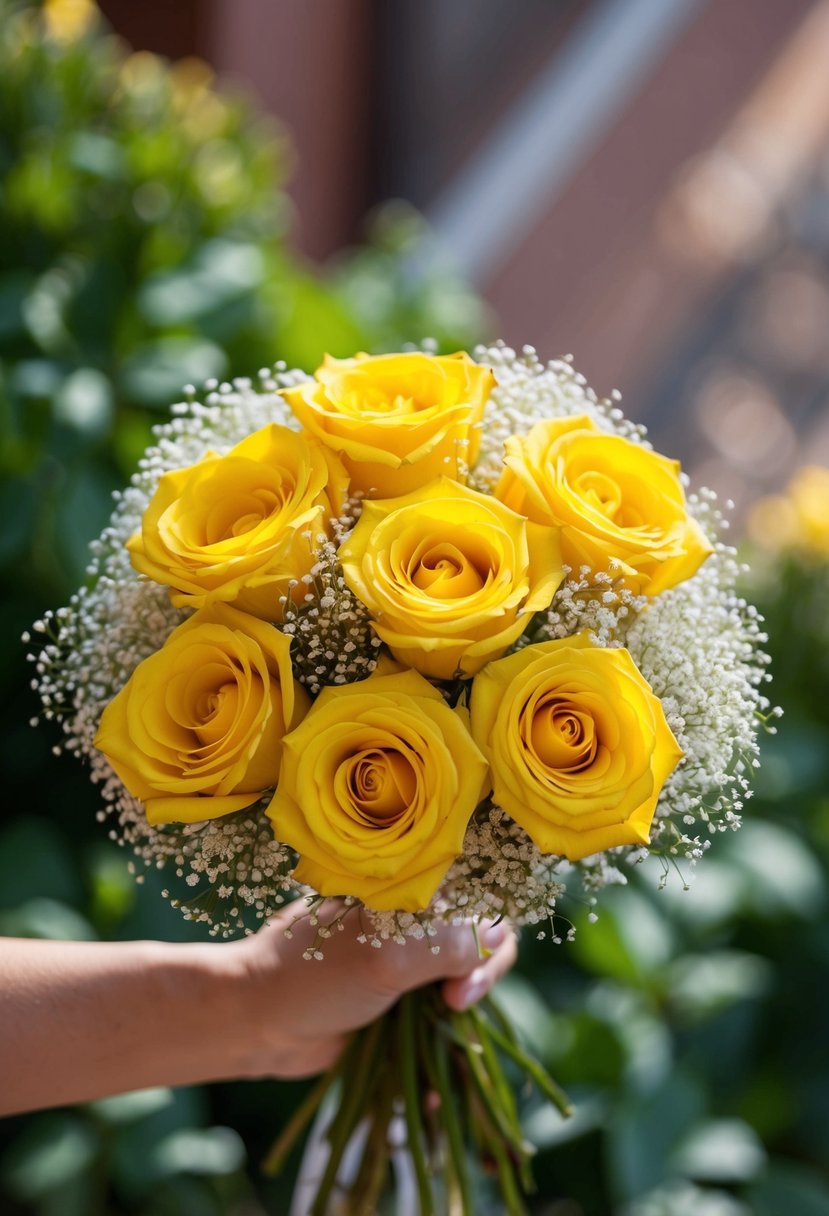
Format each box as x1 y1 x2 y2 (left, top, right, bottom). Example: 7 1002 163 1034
28 345 772 940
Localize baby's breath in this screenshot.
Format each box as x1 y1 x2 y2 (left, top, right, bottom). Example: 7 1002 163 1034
440 807 568 927
529 567 648 649
29 345 773 942
470 343 647 496
30 368 308 935
280 514 381 696
625 492 773 871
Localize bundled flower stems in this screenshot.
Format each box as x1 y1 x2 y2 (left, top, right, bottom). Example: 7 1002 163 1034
31 345 776 1214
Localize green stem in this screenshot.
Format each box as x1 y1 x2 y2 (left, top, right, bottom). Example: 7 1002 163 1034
261 1064 343 1176
478 1016 573 1119
310 1019 387 1216
466 1009 535 1191
480 992 522 1048
399 993 435 1216
486 1126 531 1216
445 1019 526 1159
465 1086 528 1216
433 1022 473 1216
467 1009 523 1134
346 1073 394 1216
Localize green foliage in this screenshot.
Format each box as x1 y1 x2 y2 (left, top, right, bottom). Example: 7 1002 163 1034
0 8 487 1209
0 0 488 600
504 540 829 1212
8 6 826 1214
0 1086 254 1216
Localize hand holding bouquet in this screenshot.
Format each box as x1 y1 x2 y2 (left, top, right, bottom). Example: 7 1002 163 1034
32 344 774 1214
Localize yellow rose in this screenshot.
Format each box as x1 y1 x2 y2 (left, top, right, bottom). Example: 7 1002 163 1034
338 478 564 680
281 351 495 498
127 423 348 619
43 0 97 42
267 668 489 912
94 604 309 825
496 415 712 594
749 465 829 557
788 466 829 555
470 634 682 860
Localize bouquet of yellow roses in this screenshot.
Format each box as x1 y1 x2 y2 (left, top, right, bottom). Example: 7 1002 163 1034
31 343 774 1214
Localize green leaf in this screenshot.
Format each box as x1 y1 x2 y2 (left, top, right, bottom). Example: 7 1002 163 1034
88 1088 174 1126
67 132 125 182
1 1114 97 1200
50 463 120 588
0 474 38 562
586 986 673 1095
554 1011 626 1087
142 1175 225 1216
488 973 561 1061
0 816 84 910
607 1070 705 1199
150 1127 246 1178
724 820 825 919
753 720 829 799
112 410 155 479
53 367 113 436
137 240 266 327
0 270 33 340
749 1163 829 1216
274 269 368 372
572 886 676 986
0 897 97 940
119 337 228 407
638 854 745 931
523 1091 607 1149
666 951 772 1021
670 1118 766 1183
109 1087 209 1194
85 842 136 931
9 357 64 404
622 1180 751 1216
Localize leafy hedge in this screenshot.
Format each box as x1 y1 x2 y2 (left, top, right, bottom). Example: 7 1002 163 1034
0 0 487 599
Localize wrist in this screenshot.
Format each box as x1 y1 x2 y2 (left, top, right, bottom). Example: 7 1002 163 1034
197 933 293 1079
140 937 260 1083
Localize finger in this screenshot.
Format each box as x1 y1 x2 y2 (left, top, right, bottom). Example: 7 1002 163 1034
382 918 512 994
441 929 518 1011
259 898 351 955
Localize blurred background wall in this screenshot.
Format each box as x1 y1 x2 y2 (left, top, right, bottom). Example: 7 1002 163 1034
99 0 829 518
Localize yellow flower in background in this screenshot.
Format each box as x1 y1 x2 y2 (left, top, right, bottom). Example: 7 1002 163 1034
790 466 829 554
281 351 495 498
43 0 97 42
470 634 682 861
339 478 564 680
119 50 165 93
748 465 829 558
267 668 489 912
168 58 229 140
168 57 215 106
128 423 348 620
496 415 712 594
94 604 309 826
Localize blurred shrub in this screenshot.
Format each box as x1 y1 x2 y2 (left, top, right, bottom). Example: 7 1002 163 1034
0 0 488 601
505 477 829 1213
0 6 487 1210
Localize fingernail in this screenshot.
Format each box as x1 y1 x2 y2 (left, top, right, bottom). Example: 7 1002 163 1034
480 921 509 949
457 968 487 1010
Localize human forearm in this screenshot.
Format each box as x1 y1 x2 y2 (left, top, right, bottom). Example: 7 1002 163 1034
0 937 244 1114
0 909 517 1116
